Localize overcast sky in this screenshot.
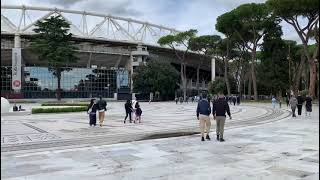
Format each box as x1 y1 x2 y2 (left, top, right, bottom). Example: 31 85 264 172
2 0 303 43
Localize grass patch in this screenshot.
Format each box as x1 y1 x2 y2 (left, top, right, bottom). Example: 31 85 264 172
41 103 88 106
32 106 87 114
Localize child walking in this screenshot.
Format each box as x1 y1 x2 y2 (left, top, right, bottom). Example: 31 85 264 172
134 102 142 123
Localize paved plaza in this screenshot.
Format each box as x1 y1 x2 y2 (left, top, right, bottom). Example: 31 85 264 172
1 102 319 179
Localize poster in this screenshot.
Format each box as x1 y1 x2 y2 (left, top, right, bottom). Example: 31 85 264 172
12 48 22 91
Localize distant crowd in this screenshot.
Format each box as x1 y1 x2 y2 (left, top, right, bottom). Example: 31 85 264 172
175 95 241 106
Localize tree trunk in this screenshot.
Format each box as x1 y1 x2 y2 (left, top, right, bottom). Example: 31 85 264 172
251 49 258 101
196 65 200 95
292 54 306 96
225 38 231 96
180 63 185 100
308 60 317 98
248 71 252 97
224 58 231 96
56 69 62 101
238 61 244 96
182 63 187 101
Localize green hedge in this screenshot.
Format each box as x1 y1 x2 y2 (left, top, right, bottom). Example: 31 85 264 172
32 106 87 114
41 103 88 107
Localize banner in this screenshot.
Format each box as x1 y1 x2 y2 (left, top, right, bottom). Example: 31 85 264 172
12 48 22 91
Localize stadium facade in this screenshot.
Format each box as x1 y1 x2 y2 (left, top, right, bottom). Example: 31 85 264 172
1 5 221 100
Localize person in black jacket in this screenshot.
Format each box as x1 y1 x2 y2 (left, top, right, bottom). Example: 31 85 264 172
134 102 142 123
87 99 98 126
97 96 107 127
232 96 236 106
212 92 232 142
236 95 240 105
296 93 304 116
196 94 212 141
124 99 133 123
305 95 312 117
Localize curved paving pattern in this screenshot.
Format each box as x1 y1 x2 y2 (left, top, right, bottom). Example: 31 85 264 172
1 102 291 153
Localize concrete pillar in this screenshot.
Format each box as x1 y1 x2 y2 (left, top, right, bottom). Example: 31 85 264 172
130 55 134 92
12 34 22 93
14 34 21 48
211 57 215 81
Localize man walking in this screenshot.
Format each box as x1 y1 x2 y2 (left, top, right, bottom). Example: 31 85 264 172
212 92 232 142
296 93 304 116
97 95 107 127
124 99 133 123
196 94 211 141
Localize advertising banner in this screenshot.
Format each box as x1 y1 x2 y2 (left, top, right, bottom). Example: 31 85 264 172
12 48 22 91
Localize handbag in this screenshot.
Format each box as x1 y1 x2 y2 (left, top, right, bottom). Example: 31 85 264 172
87 104 94 114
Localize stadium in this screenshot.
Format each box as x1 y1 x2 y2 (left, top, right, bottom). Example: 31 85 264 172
1 5 221 100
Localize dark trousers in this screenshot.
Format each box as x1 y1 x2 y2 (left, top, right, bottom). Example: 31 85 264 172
124 111 132 122
297 105 302 115
292 107 296 117
89 113 97 126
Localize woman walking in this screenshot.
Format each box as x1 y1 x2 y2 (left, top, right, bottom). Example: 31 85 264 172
87 99 98 126
289 95 298 117
305 95 312 117
271 96 277 109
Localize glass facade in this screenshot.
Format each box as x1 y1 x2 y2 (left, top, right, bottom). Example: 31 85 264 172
1 66 130 98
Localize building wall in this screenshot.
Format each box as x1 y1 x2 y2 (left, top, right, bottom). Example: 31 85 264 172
1 35 222 99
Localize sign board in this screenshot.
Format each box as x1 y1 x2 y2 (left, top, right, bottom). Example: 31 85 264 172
12 48 22 90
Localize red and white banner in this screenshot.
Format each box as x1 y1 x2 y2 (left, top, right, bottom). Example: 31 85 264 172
12 48 22 90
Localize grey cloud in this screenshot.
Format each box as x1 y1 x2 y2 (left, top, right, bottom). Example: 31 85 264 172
31 0 86 8
70 0 142 17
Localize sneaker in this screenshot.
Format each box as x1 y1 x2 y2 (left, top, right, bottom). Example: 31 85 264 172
124 120 126 124
216 135 219 140
201 137 205 141
206 135 211 140
219 138 225 142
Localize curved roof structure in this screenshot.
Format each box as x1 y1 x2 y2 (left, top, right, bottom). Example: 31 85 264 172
1 5 181 47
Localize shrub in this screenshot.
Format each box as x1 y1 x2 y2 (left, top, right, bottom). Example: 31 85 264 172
32 106 87 114
41 103 88 106
208 77 227 95
299 90 309 97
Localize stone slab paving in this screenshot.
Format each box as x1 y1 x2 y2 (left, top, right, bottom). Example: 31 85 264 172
1 102 290 152
1 104 318 180
1 102 290 153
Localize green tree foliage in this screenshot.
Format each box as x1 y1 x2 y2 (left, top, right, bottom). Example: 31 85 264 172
189 35 221 94
267 0 319 98
158 29 197 101
189 35 221 55
132 60 179 100
258 28 289 96
209 77 227 95
30 15 78 100
216 3 281 100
